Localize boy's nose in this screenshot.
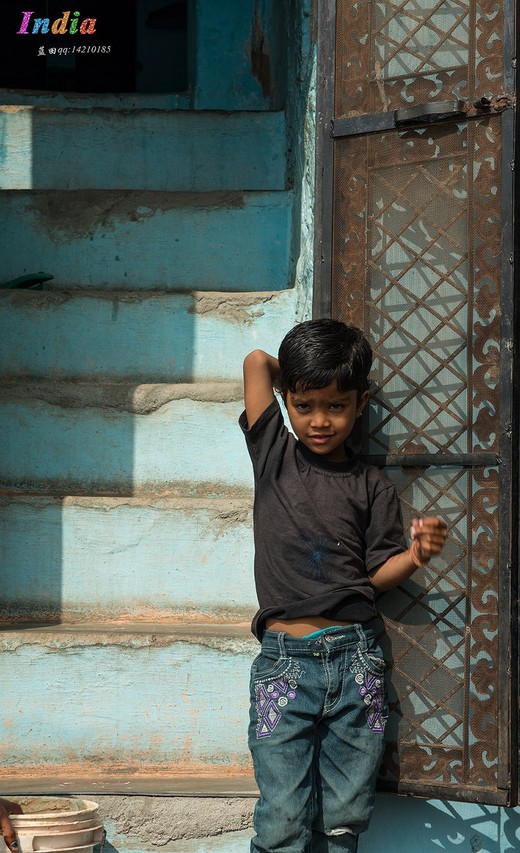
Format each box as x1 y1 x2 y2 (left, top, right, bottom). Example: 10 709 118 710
310 410 330 428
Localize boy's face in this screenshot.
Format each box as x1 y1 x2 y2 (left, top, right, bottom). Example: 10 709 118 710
285 381 369 463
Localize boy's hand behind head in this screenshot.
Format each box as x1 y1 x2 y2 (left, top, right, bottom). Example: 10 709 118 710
243 349 280 428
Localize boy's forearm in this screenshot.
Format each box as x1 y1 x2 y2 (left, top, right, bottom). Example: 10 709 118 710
368 548 420 591
369 516 448 591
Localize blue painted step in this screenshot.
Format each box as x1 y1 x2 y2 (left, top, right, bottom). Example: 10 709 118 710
0 496 255 623
0 108 287 192
0 289 297 381
0 190 293 290
0 624 256 775
0 384 253 494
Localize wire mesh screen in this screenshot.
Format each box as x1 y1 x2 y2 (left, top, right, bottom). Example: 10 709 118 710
378 466 499 792
330 116 504 796
334 0 504 117
332 118 501 457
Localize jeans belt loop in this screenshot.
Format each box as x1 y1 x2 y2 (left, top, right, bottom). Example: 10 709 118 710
277 631 287 657
355 623 367 651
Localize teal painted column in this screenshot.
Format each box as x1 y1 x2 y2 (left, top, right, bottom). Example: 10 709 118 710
192 0 287 109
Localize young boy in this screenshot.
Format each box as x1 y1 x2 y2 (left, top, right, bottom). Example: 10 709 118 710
240 319 447 853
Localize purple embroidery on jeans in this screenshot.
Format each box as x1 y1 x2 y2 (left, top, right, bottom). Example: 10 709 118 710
354 670 385 733
255 675 299 738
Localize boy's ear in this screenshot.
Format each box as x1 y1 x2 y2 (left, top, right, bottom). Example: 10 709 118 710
357 390 370 415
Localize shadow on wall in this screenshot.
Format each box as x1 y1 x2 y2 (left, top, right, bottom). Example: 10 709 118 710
362 795 520 853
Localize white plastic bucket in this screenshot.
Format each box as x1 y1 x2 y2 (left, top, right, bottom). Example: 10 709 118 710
0 798 104 853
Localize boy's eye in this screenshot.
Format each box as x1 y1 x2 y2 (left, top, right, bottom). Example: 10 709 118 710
294 403 310 411
329 404 344 411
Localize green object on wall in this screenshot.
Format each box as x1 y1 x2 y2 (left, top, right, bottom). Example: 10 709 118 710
0 272 53 290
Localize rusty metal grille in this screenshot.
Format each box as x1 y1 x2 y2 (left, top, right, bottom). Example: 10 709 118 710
330 115 505 797
315 0 515 803
378 466 499 790
334 0 504 116
332 118 501 458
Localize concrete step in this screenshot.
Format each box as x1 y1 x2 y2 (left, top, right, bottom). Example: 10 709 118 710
0 495 255 624
0 623 257 777
0 382 254 494
0 190 293 290
0 774 257 796
0 108 287 192
0 289 296 382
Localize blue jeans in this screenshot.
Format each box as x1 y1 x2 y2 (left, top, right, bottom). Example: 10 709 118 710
248 624 387 853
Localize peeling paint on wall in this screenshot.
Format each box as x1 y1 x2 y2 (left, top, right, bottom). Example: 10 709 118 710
188 291 279 323
0 382 243 412
1 191 292 290
24 191 249 243
251 9 273 99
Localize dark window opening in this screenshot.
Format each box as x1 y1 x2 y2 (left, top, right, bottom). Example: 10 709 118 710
0 1 188 94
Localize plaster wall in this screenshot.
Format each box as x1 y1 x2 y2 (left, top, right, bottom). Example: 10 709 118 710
91 794 520 853
0 497 255 622
0 290 296 380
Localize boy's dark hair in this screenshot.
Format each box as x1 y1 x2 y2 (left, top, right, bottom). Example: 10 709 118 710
278 319 372 396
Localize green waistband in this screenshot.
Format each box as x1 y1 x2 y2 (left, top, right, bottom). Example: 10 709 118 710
302 626 346 639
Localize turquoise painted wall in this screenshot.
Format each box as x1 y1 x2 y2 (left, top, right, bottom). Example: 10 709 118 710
0 191 292 290
96 795 520 852
1 0 517 848
0 498 255 621
0 630 254 770
362 797 520 852
0 290 295 380
0 109 287 191
0 0 304 785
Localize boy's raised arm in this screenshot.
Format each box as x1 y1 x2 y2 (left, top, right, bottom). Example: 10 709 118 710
243 349 280 428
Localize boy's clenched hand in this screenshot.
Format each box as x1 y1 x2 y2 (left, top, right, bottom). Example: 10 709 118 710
410 517 448 562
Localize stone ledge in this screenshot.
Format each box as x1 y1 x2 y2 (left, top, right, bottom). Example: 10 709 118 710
0 493 252 510
0 381 244 410
0 621 255 650
0 774 257 797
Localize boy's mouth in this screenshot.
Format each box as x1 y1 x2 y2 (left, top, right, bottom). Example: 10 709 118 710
308 434 334 444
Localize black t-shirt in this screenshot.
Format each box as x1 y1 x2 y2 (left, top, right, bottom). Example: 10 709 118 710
240 399 406 638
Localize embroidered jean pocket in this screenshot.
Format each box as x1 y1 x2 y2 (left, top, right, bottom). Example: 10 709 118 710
251 656 302 739
358 649 386 677
251 652 289 682
350 647 388 733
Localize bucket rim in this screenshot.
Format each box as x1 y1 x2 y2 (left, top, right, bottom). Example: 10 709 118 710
9 800 99 821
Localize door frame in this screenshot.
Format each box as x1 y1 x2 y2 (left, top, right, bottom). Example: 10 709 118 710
313 0 518 803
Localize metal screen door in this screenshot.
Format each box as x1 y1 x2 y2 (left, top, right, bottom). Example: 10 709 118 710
315 0 516 803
